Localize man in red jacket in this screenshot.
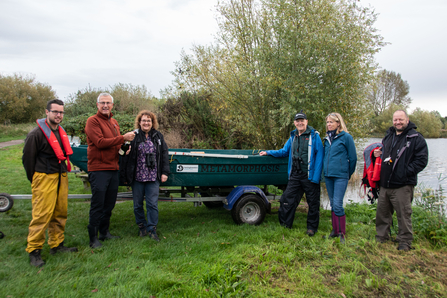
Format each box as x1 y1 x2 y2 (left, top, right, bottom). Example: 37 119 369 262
85 93 135 248
23 99 78 267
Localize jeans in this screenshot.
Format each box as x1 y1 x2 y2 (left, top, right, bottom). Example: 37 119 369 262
325 177 348 216
88 171 119 233
132 180 160 232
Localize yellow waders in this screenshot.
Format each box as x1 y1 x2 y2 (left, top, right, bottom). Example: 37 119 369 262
26 172 69 253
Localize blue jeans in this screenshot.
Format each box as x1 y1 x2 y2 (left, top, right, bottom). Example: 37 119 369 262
325 177 348 216
132 180 160 232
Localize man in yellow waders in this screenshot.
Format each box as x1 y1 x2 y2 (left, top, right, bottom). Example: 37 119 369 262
22 99 78 267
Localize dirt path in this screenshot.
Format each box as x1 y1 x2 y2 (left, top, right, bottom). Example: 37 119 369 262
0 139 24 148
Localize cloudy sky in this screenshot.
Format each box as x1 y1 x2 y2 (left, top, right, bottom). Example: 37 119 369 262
1 0 446 116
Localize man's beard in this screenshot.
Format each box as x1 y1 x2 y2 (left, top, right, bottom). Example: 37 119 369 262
395 124 408 132
48 118 59 126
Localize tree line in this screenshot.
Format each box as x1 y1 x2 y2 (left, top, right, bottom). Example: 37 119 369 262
1 0 446 148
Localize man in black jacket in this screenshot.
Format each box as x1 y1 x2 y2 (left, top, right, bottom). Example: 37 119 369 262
373 110 428 251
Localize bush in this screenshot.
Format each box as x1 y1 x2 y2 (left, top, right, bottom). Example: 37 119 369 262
160 91 254 149
0 73 56 124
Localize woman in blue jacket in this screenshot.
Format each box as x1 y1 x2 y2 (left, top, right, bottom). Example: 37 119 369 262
323 113 357 243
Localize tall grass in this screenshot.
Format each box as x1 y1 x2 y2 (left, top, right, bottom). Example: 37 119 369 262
414 175 447 246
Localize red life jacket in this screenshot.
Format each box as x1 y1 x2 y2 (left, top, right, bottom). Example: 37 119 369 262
361 142 383 203
366 148 382 188
36 118 73 172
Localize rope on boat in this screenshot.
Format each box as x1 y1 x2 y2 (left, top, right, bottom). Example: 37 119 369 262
168 151 249 159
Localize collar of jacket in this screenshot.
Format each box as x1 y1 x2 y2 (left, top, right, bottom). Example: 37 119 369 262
137 128 158 141
290 126 314 138
96 110 114 120
325 130 346 141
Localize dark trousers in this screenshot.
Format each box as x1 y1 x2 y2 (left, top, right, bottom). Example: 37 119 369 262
278 170 321 230
88 171 119 234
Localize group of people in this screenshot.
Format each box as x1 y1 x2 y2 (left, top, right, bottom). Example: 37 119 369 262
260 109 428 250
22 98 428 267
260 111 356 243
22 94 169 267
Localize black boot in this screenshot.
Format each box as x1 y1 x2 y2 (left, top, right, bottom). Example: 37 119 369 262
50 242 78 255
29 249 45 267
88 225 102 248
99 230 120 241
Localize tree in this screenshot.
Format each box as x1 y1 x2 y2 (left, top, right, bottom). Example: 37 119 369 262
65 83 157 117
368 69 411 116
0 73 56 124
168 0 384 148
370 103 405 134
410 108 443 138
63 83 158 144
371 106 443 138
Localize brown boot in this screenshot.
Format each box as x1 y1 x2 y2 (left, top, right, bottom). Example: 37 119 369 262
29 249 45 267
138 223 148 237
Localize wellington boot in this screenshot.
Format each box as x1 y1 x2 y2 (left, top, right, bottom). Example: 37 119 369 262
29 249 45 267
329 212 339 238
337 214 346 244
88 225 102 249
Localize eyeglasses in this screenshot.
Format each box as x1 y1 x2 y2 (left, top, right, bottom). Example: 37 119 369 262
49 110 65 115
98 102 112 106
141 120 152 123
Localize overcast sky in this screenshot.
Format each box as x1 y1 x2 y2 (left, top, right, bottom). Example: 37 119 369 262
1 0 446 116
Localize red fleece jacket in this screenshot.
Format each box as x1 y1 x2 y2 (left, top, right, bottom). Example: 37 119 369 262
85 111 124 172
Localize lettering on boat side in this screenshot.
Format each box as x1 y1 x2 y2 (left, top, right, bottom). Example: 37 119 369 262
176 165 199 172
201 164 280 173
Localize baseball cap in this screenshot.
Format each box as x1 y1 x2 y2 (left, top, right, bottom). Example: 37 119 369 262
294 110 307 120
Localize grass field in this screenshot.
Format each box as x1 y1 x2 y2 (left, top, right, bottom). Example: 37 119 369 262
1 144 447 297
0 123 35 143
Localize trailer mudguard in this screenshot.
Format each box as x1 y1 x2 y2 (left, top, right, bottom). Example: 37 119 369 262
224 185 270 211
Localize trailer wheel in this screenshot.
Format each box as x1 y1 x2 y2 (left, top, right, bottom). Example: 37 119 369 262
231 194 266 225
0 193 13 212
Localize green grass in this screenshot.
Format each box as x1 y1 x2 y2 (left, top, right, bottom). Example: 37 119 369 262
0 123 35 143
1 144 447 297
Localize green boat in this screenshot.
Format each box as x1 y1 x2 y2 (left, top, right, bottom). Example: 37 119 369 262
70 145 289 225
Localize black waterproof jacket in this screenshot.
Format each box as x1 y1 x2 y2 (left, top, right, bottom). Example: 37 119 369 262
379 121 428 188
120 128 170 184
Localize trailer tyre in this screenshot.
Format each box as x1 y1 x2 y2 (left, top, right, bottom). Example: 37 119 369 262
0 231 4 239
0 193 13 212
231 194 266 225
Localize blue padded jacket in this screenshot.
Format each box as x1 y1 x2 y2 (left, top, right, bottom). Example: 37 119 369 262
266 127 324 184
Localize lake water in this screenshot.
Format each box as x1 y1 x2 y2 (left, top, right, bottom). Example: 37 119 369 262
320 137 447 208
